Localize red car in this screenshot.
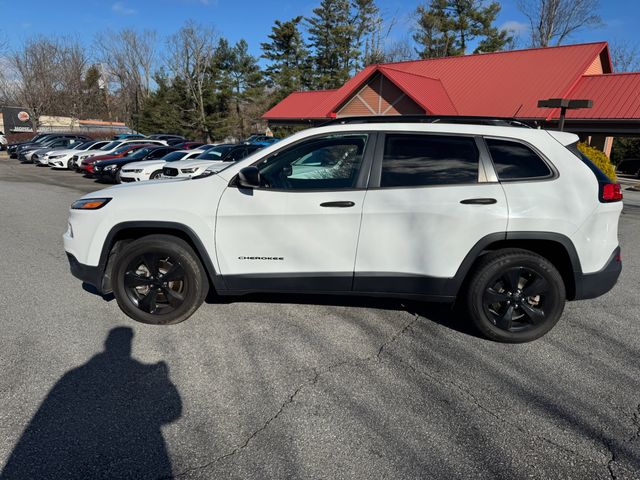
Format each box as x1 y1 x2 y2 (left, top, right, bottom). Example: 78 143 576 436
80 144 154 174
173 141 205 150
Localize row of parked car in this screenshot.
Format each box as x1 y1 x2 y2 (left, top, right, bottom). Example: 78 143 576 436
7 132 280 183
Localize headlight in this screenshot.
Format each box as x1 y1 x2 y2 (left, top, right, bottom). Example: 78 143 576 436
130 169 143 173
181 167 198 174
49 154 63 159
104 164 118 171
71 197 112 210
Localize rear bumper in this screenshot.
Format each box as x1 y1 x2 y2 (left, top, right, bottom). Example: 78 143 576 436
66 252 103 293
574 247 621 300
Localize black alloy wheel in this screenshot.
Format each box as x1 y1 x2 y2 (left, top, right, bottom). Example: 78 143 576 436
123 253 187 315
482 266 550 332
466 249 565 343
112 235 208 325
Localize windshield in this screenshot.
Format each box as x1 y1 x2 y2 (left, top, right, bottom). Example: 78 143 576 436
112 144 141 155
195 145 234 160
161 151 189 162
101 141 122 151
127 147 155 159
74 141 93 150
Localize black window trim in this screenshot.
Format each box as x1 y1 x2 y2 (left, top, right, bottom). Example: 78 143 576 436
368 131 490 190
230 130 379 192
482 135 559 183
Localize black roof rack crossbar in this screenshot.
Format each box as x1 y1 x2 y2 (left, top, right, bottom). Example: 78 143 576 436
319 115 533 128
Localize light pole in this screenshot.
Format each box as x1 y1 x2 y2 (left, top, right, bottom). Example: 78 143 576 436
537 98 593 131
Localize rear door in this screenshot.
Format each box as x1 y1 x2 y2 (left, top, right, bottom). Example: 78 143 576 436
354 132 508 297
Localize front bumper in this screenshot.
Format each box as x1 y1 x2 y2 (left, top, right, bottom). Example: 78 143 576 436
574 247 622 300
66 252 103 292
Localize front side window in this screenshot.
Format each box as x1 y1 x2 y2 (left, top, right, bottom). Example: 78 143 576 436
256 134 368 190
381 134 479 187
486 138 551 180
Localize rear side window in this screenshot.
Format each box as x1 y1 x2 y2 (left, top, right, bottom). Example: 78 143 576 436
566 142 611 183
381 134 479 187
486 138 551 180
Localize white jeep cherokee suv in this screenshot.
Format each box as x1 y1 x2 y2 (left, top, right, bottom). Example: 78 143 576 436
63 119 623 343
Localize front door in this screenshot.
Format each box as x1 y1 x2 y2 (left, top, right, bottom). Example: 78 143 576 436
215 133 375 292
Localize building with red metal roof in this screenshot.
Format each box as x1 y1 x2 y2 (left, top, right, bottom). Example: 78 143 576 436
263 42 640 155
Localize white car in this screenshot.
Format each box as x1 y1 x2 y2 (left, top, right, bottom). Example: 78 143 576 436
161 144 263 179
0 131 7 150
64 119 623 343
45 140 112 169
119 149 206 182
71 139 168 170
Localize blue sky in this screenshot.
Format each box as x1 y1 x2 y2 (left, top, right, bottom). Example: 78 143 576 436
1 0 638 60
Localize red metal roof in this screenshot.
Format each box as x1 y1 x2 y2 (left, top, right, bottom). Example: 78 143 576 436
379 66 458 114
563 73 640 119
263 42 628 121
261 90 339 119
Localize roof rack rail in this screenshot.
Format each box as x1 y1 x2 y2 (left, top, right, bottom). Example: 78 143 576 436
320 115 533 128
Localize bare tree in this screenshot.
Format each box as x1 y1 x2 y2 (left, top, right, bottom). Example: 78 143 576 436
166 21 217 141
517 0 601 47
384 37 416 62
9 37 66 127
95 29 157 129
609 39 640 73
57 41 89 119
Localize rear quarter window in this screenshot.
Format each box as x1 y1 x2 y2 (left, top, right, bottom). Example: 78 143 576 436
486 138 552 180
566 142 611 183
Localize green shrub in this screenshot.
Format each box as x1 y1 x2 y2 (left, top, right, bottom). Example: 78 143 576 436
577 142 617 181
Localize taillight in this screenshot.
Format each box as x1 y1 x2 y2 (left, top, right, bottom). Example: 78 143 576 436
600 183 623 202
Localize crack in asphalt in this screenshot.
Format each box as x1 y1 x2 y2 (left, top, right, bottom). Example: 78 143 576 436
164 314 421 479
630 405 640 443
376 339 636 477
163 313 637 480
603 438 618 480
601 403 640 480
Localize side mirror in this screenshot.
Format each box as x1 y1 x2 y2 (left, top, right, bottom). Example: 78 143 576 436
237 166 260 188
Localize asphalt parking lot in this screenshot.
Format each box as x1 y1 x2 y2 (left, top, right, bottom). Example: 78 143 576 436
0 155 639 480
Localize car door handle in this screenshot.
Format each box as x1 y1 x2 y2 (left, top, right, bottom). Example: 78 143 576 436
320 201 356 208
460 198 497 205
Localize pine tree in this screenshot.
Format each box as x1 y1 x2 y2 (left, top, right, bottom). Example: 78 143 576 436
138 71 191 136
261 16 312 101
83 65 108 120
351 0 383 70
229 40 264 139
413 0 511 58
306 0 356 89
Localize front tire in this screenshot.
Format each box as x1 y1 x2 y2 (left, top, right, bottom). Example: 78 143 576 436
465 249 565 343
150 170 163 180
112 235 209 325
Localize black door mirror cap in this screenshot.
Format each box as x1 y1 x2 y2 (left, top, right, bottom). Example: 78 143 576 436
237 166 260 189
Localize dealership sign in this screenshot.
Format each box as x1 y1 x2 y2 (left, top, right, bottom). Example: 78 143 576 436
1 107 34 132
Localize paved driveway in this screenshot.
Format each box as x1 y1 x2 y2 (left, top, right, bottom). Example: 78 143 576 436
0 157 639 479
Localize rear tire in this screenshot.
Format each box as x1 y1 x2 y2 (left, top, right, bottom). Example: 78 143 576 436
112 235 209 325
465 248 565 343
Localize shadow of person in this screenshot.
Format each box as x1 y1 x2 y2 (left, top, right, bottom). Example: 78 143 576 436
1 327 182 480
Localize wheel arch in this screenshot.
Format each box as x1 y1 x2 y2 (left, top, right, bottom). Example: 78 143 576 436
99 221 223 293
449 232 581 300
